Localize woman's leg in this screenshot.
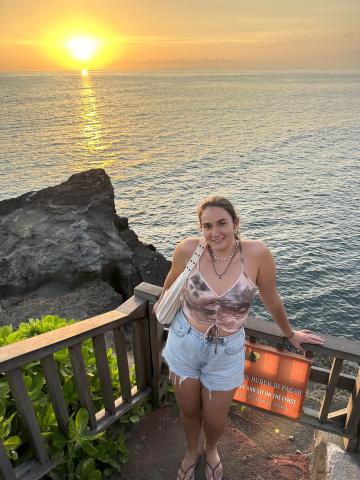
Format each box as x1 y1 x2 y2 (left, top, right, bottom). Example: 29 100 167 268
201 387 237 479
173 375 203 473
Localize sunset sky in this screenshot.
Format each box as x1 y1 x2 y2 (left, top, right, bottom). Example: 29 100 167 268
0 0 359 71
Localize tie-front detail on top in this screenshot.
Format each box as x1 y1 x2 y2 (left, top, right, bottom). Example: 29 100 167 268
182 244 257 333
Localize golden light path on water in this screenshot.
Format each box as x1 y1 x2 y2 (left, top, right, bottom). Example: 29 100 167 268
76 72 114 171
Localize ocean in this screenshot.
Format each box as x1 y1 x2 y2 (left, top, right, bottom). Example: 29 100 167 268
0 70 359 339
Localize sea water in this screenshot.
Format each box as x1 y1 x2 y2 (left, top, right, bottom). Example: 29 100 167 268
0 70 359 338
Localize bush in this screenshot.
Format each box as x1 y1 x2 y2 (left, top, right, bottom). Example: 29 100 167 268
0 315 151 479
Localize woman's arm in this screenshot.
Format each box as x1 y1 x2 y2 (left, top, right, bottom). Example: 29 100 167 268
256 242 324 353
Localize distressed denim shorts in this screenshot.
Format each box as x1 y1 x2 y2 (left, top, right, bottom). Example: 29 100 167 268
162 309 246 393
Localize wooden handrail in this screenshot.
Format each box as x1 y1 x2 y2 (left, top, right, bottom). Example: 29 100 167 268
0 281 359 480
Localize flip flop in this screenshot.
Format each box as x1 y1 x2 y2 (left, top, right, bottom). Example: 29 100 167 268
177 454 201 480
205 460 223 480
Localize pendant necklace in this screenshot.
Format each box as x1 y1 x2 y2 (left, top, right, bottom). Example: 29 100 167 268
209 241 239 279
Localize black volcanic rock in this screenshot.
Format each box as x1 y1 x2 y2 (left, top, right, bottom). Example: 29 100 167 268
0 169 170 306
0 279 123 329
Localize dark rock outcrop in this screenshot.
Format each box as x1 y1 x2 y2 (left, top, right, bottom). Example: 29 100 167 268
0 169 170 324
0 279 123 330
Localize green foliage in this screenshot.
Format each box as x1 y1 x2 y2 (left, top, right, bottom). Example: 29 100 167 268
0 314 151 479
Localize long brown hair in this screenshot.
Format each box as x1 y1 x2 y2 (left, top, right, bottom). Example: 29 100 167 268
196 195 240 240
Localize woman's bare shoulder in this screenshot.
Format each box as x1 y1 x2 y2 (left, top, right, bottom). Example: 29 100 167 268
171 237 203 272
176 237 203 257
241 239 270 256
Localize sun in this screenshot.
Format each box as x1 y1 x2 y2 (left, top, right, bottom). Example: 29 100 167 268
67 37 98 61
41 18 121 70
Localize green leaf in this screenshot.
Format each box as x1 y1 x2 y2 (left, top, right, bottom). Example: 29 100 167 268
0 399 6 421
68 418 77 439
0 412 16 440
0 381 10 399
6 331 24 344
75 408 89 436
87 471 102 480
129 414 140 423
3 436 21 450
9 450 18 461
79 439 98 456
51 432 68 450
79 458 96 478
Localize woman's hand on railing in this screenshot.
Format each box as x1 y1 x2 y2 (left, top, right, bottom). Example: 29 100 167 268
288 329 324 354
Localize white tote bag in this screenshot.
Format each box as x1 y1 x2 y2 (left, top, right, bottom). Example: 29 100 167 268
156 241 205 325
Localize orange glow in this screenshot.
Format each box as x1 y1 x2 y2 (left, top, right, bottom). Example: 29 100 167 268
40 18 121 70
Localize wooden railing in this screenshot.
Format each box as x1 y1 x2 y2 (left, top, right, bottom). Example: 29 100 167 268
0 281 359 479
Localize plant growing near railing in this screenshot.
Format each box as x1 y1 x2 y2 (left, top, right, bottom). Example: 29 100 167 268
0 315 150 478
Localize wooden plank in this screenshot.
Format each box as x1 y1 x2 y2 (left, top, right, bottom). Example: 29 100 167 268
134 282 162 303
0 440 16 480
319 358 343 423
245 315 360 362
40 355 69 435
132 319 146 391
300 407 348 436
92 334 115 415
14 459 55 480
116 295 148 319
328 408 347 424
93 387 151 434
68 344 97 430
344 370 360 449
148 302 162 407
309 366 355 391
113 326 132 403
5 369 48 464
343 436 359 454
141 314 152 388
0 310 127 373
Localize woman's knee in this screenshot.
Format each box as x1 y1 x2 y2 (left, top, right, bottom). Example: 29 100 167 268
203 412 226 431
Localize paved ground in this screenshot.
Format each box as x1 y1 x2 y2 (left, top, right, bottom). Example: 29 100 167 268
114 402 317 480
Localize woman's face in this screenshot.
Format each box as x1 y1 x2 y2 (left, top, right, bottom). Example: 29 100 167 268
199 206 238 251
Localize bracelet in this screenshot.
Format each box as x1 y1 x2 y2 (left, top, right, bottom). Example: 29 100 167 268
283 331 295 341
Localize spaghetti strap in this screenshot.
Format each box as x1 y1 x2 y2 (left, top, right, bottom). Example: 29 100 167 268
239 240 245 273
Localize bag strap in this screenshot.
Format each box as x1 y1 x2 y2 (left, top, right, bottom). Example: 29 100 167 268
183 240 206 276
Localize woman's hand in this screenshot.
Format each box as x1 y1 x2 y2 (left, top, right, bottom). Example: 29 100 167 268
288 330 324 354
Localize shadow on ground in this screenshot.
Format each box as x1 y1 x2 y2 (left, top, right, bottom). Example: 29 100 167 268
114 403 315 480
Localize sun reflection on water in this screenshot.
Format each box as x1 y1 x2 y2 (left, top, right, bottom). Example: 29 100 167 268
76 73 114 170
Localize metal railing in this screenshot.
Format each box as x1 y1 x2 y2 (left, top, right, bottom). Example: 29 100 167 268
0 282 359 479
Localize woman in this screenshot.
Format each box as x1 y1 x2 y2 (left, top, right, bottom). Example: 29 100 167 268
154 195 324 480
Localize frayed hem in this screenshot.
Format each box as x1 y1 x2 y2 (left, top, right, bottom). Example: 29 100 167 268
168 370 200 386
202 381 244 399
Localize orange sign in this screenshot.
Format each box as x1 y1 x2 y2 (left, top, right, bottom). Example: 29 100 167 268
234 342 312 420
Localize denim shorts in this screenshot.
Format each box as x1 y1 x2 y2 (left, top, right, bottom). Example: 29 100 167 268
162 309 246 393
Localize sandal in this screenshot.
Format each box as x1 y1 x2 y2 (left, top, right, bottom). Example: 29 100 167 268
205 460 223 480
177 454 201 480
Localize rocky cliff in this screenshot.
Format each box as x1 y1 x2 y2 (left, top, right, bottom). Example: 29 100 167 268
0 169 170 327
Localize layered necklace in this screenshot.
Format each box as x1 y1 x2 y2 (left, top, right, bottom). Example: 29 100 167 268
208 240 240 279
